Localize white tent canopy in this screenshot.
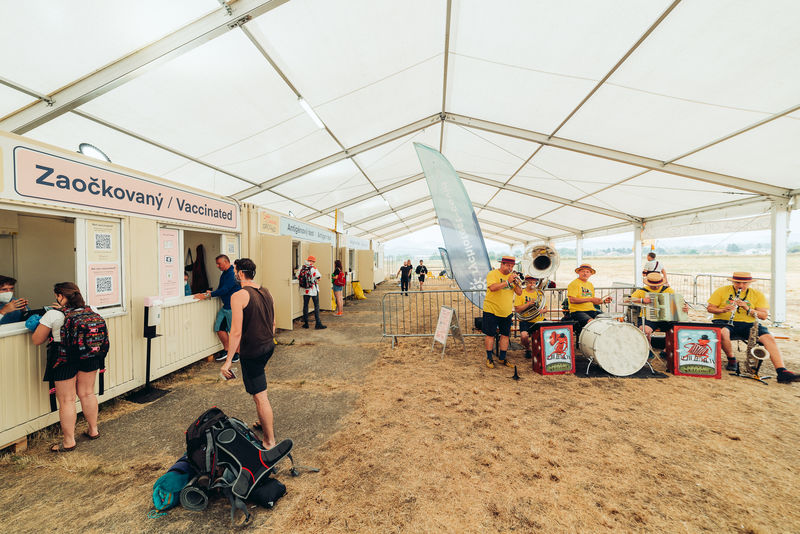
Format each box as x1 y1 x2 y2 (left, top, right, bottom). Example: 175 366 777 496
1 0 798 246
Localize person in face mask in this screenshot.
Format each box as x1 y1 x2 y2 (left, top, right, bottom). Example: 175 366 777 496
0 275 28 325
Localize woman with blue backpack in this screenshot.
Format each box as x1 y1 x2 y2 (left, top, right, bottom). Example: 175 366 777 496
29 282 109 452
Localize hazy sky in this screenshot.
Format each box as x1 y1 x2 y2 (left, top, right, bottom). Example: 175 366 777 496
384 211 800 254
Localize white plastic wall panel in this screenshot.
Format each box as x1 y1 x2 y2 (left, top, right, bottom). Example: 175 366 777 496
583 172 752 218
675 113 800 190
308 214 335 230
361 213 401 231
163 161 252 197
0 86 33 119
26 113 189 180
602 1 800 117
487 189 563 217
314 58 443 148
248 190 315 219
340 196 389 224
250 0 446 147
354 127 440 189
476 209 525 228
395 200 434 220
538 206 623 230
207 117 341 186
524 146 642 193
0 0 218 93
442 124 539 181
272 159 374 210
461 180 500 205
382 181 431 206
79 30 304 158
447 0 670 133
517 221 566 237
557 84 767 161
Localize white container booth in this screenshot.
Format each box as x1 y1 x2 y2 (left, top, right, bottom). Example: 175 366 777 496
241 205 334 330
346 235 375 293
0 132 239 449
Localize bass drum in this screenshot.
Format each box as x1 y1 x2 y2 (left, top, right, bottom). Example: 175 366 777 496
578 319 649 376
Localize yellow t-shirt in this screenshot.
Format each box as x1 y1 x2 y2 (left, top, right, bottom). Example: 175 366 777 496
707 285 767 323
484 269 515 317
630 286 674 317
514 288 544 323
567 278 595 312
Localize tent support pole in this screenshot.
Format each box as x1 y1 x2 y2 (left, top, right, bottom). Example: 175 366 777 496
576 234 583 267
770 199 789 325
633 225 643 286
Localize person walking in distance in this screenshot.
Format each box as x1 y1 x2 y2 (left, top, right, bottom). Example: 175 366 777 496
332 259 346 316
415 260 428 291
397 259 413 295
298 255 326 329
221 258 278 449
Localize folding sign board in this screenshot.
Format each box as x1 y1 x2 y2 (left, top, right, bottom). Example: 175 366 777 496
664 323 722 379
530 322 574 375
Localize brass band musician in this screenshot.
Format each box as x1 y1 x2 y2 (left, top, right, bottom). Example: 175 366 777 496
706 272 798 383
514 275 547 359
567 264 611 333
629 272 688 342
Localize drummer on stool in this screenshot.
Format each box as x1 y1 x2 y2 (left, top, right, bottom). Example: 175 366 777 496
567 264 611 334
629 272 687 342
514 275 547 359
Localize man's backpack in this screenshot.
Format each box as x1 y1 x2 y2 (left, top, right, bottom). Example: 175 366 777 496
184 407 293 524
298 264 313 289
58 306 110 393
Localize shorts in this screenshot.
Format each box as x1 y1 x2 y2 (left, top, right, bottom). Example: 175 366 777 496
519 319 543 335
643 319 674 332
240 344 275 395
418 275 425 282
712 320 769 340
214 308 232 332
333 285 344 292
570 310 600 327
482 312 512 337
48 353 103 382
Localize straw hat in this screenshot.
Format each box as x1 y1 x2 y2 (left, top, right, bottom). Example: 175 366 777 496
644 272 665 287
575 263 596 274
727 271 753 282
499 256 516 265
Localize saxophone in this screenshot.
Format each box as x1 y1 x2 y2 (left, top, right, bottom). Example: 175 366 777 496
743 311 769 375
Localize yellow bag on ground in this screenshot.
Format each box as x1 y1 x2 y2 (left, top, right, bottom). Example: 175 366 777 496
331 291 336 311
352 281 367 300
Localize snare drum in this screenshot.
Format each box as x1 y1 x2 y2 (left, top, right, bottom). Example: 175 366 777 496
578 319 649 376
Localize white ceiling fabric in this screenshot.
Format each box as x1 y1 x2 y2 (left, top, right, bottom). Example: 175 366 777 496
1 0 797 247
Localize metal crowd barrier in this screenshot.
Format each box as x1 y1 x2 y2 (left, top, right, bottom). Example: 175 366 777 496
381 286 640 347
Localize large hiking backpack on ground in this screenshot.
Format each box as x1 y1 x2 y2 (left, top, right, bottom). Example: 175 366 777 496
184 407 293 524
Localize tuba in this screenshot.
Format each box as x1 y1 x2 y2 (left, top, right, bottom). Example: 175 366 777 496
516 245 560 321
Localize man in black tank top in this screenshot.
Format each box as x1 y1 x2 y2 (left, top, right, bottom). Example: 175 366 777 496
223 258 278 449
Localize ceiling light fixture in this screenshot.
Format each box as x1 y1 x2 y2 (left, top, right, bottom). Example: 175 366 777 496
78 143 111 163
298 97 325 129
288 210 295 218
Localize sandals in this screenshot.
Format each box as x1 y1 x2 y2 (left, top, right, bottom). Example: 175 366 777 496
252 421 262 431
50 443 77 453
83 431 100 440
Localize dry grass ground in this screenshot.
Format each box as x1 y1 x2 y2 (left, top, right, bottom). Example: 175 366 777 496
1 276 799 533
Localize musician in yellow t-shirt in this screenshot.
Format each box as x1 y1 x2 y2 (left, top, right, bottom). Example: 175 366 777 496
567 264 611 333
514 275 546 359
707 271 798 383
629 272 687 341
482 256 522 369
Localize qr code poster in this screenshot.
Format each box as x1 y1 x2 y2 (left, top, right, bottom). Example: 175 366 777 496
159 228 180 299
88 263 121 307
87 221 120 263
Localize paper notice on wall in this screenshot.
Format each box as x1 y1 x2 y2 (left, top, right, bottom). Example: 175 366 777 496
259 210 279 235
87 220 120 263
88 263 121 307
159 228 180 298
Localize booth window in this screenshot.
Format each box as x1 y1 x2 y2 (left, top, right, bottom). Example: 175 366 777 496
0 210 77 328
292 241 300 279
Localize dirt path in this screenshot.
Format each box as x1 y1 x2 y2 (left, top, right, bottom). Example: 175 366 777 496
0 292 383 533
2 283 799 533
